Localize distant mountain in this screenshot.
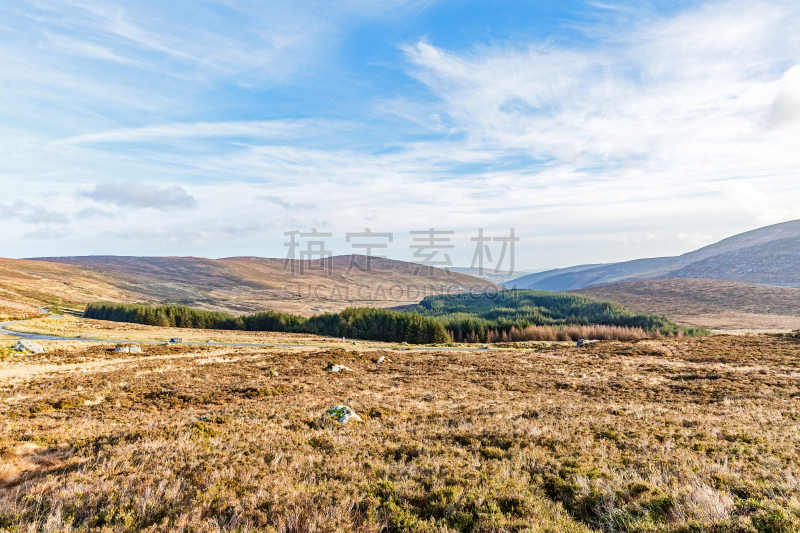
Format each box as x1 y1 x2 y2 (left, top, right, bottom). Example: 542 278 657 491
448 267 539 284
506 219 800 291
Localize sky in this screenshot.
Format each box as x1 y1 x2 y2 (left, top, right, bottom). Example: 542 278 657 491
1 0 800 271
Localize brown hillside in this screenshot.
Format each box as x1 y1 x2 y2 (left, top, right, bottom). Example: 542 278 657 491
19 255 496 316
0 258 136 319
573 278 800 332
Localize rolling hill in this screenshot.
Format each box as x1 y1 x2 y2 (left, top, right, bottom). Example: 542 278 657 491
506 219 800 291
0 255 496 319
573 278 800 332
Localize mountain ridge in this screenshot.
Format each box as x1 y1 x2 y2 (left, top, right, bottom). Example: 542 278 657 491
2 254 496 318
506 219 800 291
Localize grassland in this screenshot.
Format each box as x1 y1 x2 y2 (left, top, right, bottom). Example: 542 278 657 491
2 330 800 531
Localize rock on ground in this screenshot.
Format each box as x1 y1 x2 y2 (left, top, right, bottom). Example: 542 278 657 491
323 405 362 425
115 345 142 353
576 339 599 348
325 363 355 373
14 340 44 354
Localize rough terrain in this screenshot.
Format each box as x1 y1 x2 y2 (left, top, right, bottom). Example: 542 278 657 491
2 330 799 531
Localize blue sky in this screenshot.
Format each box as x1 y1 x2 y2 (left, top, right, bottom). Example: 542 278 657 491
1 0 800 270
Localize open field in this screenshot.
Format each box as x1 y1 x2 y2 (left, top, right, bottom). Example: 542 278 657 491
573 279 800 333
2 331 800 531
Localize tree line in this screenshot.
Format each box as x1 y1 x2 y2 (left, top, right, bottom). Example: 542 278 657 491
84 303 451 344
85 289 708 345
412 290 709 342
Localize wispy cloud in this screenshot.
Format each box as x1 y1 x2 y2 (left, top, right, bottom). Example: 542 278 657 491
22 227 70 240
258 195 317 210
78 181 198 211
2 0 800 266
74 207 116 220
0 200 70 225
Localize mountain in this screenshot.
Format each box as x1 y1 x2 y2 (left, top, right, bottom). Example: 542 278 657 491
0 255 496 318
506 219 800 291
448 267 539 284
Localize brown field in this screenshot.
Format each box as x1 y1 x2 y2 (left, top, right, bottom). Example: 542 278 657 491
2 331 800 531
573 279 800 333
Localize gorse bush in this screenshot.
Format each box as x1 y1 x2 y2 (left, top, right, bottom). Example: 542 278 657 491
84 303 450 344
411 290 709 342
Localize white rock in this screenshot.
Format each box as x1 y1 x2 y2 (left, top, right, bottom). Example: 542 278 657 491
377 356 385 364
325 364 355 373
323 405 362 425
115 345 142 353
14 340 44 354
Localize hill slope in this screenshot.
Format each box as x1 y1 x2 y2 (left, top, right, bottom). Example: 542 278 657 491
23 255 496 316
573 278 800 332
507 219 800 291
0 257 137 319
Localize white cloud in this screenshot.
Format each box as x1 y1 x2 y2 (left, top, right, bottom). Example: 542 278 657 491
677 232 714 247
769 65 800 126
78 180 198 211
22 227 70 240
258 196 317 210
0 200 70 225
721 180 800 224
74 207 115 220
3 0 800 267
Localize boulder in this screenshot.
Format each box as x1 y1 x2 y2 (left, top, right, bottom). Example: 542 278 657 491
115 345 142 353
323 405 362 425
14 340 44 354
325 363 355 373
377 356 385 364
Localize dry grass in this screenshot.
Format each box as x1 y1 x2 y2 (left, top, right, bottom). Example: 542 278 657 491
1 334 800 532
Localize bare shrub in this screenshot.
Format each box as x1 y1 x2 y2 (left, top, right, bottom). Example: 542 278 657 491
487 324 651 343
